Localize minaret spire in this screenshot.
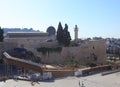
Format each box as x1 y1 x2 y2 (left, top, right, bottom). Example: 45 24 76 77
74 25 78 41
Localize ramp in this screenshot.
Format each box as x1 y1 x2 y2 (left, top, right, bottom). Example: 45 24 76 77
3 52 43 73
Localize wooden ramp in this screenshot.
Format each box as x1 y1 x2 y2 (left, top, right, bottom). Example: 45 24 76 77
3 52 43 73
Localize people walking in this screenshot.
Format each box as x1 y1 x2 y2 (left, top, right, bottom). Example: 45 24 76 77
79 80 81 87
81 81 85 87
79 80 85 87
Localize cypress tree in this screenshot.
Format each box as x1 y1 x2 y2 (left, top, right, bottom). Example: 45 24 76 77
56 22 71 46
56 22 64 45
63 24 71 46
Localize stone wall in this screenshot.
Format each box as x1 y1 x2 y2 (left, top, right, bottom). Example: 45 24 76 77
4 35 56 50
3 37 107 65
36 40 107 65
0 42 17 58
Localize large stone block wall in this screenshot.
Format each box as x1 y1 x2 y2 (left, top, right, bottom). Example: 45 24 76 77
36 40 107 65
4 37 107 65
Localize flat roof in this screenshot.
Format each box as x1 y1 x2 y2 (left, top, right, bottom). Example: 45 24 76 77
7 32 47 34
6 32 49 38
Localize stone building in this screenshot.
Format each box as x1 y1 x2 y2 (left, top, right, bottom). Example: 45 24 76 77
4 26 57 50
3 25 107 65
74 25 78 42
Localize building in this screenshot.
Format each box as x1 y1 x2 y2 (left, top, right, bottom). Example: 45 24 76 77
3 25 107 65
74 25 78 41
4 26 57 50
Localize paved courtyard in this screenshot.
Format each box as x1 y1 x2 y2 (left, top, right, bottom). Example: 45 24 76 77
0 72 120 87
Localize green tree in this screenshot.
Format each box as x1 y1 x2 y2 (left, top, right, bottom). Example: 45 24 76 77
56 22 71 46
56 22 64 45
63 24 71 46
0 27 4 42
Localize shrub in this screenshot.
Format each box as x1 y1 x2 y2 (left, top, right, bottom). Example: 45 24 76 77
86 63 97 67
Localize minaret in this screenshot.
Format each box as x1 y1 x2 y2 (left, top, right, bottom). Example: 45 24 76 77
74 25 78 41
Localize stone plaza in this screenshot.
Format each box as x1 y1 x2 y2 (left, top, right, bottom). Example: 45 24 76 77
0 72 120 87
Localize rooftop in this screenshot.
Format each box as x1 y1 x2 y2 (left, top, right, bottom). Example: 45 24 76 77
6 32 49 38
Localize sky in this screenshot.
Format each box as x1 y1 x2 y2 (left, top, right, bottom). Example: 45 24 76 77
0 0 120 39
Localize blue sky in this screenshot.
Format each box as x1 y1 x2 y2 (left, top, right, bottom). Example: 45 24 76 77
0 0 120 39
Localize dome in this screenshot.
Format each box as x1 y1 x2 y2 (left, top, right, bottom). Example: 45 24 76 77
46 26 56 35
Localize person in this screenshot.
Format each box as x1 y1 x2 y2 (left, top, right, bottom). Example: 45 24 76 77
3 78 6 82
79 81 81 87
81 81 85 87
